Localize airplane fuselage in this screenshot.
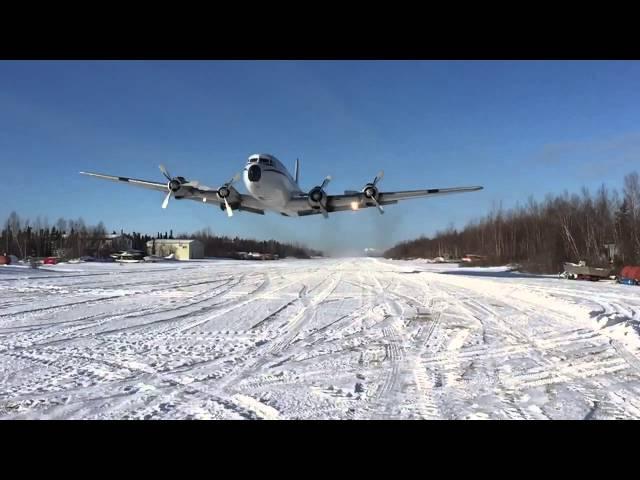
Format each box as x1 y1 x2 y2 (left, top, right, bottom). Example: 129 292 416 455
243 153 302 215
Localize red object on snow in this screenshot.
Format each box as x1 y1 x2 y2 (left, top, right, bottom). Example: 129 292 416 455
620 265 640 281
0 255 9 265
43 257 58 265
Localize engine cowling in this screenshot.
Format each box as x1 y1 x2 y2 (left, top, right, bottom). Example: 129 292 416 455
307 186 327 208
167 179 182 192
217 186 231 199
167 176 188 193
362 183 379 200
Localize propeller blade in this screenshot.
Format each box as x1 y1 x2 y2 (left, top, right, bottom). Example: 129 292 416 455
224 197 233 217
370 195 384 214
373 170 384 185
228 172 241 185
162 191 172 209
320 206 329 219
320 176 332 190
159 164 172 181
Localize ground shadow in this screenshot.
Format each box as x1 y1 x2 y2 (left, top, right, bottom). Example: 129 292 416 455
439 270 550 280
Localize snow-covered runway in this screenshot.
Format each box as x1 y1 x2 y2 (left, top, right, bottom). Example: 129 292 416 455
2 258 640 419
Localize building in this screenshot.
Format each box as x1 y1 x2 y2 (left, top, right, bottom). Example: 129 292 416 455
145 239 204 260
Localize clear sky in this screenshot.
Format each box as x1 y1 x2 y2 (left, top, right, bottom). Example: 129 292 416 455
1 60 639 255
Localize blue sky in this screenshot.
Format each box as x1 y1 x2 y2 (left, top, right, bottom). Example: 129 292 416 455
1 60 640 254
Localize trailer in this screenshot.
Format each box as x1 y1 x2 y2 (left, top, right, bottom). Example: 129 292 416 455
562 262 613 281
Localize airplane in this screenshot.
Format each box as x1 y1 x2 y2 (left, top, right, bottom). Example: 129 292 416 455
80 153 483 218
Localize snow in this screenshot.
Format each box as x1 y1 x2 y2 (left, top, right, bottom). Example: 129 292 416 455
1 258 640 419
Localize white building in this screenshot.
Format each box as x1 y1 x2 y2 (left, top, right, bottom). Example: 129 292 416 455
146 239 204 260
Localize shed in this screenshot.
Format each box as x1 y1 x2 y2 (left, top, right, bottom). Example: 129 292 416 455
146 239 204 260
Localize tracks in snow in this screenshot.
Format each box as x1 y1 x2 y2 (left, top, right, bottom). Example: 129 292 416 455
3 258 640 419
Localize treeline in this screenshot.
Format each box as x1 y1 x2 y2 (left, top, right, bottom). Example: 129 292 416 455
384 171 640 273
1 212 322 260
1 212 155 259
181 227 323 259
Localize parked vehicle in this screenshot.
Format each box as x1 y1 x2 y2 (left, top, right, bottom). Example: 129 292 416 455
562 261 612 281
618 265 640 286
110 250 145 263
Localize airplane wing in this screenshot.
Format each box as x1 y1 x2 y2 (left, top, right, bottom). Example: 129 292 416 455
181 189 265 215
79 171 265 215
290 186 483 216
79 171 168 192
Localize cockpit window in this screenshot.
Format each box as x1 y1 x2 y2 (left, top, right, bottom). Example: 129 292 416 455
259 158 273 166
249 158 258 163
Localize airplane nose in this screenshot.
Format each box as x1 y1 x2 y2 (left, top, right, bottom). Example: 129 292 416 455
248 165 261 182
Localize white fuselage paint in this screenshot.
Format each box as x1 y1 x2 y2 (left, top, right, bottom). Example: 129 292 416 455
242 153 304 215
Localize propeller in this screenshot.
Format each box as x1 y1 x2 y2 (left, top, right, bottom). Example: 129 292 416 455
223 197 233 217
159 164 172 181
228 172 241 185
159 165 241 216
318 176 332 218
159 164 180 209
363 170 385 214
162 191 172 209
217 172 242 218
319 205 329 219
371 195 384 214
307 175 332 219
159 164 202 209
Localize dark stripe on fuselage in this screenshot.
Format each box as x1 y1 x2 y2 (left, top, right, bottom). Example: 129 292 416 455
427 189 439 194
119 177 129 182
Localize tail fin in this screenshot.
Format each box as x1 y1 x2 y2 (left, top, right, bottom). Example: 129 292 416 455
294 158 300 185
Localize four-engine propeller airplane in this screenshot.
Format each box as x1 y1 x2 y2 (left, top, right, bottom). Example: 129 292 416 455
80 153 483 218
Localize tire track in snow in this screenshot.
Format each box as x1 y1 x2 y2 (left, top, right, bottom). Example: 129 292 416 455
5 276 243 347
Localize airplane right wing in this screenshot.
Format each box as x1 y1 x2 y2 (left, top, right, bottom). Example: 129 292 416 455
79 171 168 192
288 185 483 217
80 169 265 216
377 186 484 202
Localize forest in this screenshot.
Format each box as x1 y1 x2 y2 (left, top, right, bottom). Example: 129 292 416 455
1 214 322 260
384 171 640 273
